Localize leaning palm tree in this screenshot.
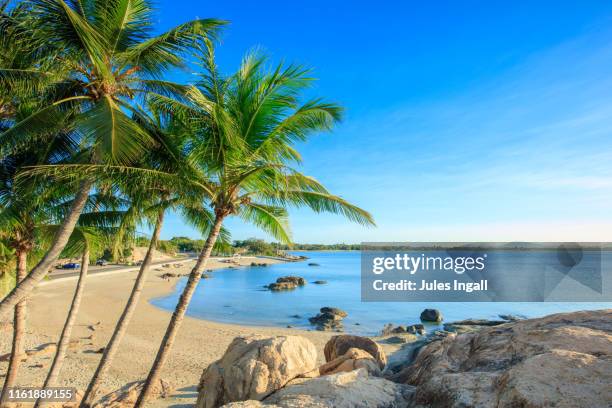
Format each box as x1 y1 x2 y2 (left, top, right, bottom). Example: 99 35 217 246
34 189 126 405
35 226 107 403
135 45 375 406
79 107 199 406
0 0 225 318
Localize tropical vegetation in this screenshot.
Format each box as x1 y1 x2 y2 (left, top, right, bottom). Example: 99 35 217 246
0 0 374 406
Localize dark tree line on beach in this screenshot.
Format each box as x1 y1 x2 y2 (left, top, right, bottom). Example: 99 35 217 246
0 0 374 406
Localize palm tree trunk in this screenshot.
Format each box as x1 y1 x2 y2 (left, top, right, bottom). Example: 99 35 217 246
0 180 92 318
134 213 225 407
1 249 27 402
80 208 166 408
34 244 90 407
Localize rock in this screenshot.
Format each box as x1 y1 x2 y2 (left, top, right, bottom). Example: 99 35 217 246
319 307 347 317
312 280 327 284
392 310 612 408
160 272 178 279
318 347 382 377
276 276 306 286
324 335 386 370
308 308 347 331
162 263 171 268
95 379 172 408
308 263 320 266
290 314 301 319
499 314 525 321
419 308 443 322
384 335 418 344
196 335 318 408
267 282 298 291
201 273 211 279
263 369 415 408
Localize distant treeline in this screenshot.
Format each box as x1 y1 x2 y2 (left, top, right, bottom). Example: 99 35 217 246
152 237 361 256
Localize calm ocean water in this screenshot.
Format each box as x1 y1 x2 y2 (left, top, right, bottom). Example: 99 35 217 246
151 251 611 335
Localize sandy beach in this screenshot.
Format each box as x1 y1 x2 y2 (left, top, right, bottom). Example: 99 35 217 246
0 257 335 407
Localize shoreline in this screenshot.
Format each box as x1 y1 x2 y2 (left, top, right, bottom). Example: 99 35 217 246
0 256 335 407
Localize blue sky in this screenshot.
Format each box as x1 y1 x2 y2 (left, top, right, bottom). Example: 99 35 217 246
153 1 612 243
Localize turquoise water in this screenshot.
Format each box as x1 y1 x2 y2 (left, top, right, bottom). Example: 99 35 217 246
151 251 611 335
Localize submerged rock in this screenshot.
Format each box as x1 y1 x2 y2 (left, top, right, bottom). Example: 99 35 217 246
313 280 327 284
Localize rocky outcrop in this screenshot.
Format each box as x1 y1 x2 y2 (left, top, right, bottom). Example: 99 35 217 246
267 276 306 291
196 335 318 408
419 308 443 322
324 335 386 370
308 307 348 331
222 369 414 408
393 309 612 408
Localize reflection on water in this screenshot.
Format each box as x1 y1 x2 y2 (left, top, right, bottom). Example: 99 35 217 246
151 251 611 335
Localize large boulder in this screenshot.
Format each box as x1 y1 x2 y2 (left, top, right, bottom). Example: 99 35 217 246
393 309 612 408
196 336 318 408
261 369 414 407
324 335 387 369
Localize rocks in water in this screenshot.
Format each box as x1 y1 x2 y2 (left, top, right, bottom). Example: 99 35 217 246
267 282 296 291
267 276 306 291
324 335 386 370
308 263 320 266
381 323 425 336
312 280 327 284
308 307 348 331
277 276 306 286
319 307 347 317
201 273 211 279
391 310 612 408
196 335 318 408
420 308 443 322
263 369 414 408
251 262 268 267
407 324 425 335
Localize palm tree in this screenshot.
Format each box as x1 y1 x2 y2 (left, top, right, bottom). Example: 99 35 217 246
35 226 106 403
0 0 225 318
80 108 191 406
135 45 375 406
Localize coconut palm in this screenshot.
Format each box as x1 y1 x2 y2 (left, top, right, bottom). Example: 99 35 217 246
79 107 196 406
35 226 107 403
135 45 375 406
0 0 225 318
